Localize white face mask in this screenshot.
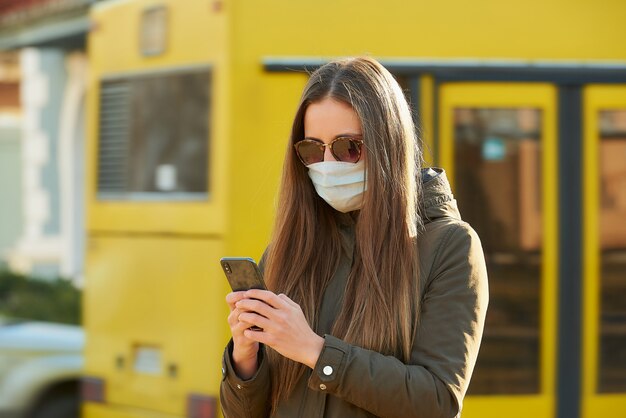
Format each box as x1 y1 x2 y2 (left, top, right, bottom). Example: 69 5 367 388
307 160 367 213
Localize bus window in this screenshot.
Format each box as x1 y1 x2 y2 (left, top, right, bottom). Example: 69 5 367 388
454 108 542 395
598 109 626 393
97 69 210 200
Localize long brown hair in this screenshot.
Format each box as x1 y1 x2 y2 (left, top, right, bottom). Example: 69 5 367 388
264 57 423 410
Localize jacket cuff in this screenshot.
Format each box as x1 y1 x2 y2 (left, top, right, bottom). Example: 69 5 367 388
307 334 349 393
222 339 268 391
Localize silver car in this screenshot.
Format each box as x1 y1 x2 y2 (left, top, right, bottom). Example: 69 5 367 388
0 318 83 418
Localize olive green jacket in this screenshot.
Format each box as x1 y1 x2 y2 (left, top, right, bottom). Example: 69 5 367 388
220 168 489 418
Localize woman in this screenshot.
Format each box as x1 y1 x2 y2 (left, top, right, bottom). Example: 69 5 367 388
220 57 488 418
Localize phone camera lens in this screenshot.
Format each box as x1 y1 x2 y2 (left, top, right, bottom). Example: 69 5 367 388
224 263 231 274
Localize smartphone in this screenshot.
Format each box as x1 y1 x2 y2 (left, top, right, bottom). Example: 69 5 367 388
220 257 267 292
220 257 267 331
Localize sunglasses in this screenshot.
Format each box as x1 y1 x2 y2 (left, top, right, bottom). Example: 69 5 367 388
294 136 364 165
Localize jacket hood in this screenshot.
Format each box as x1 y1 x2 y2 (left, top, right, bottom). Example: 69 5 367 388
334 167 460 227
421 168 461 224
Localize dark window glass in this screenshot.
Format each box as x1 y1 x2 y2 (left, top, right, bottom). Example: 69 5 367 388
598 109 626 393
97 70 210 200
454 108 542 394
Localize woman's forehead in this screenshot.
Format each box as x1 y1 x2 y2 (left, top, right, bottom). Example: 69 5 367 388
304 98 362 142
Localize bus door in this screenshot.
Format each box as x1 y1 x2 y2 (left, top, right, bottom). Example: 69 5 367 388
438 83 558 418
582 85 626 418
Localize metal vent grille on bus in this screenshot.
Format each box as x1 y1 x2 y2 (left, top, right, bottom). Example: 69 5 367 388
97 81 130 194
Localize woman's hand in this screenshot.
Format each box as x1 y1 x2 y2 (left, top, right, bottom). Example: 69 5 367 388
236 289 324 369
226 291 260 379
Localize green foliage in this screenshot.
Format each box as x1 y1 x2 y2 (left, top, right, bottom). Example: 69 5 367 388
0 270 81 325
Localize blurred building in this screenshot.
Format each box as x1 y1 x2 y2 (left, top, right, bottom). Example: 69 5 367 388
0 0 98 282
0 52 21 270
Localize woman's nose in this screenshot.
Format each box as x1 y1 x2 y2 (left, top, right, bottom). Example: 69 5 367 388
323 145 336 161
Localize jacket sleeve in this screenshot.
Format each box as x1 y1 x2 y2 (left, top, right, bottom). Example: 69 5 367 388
220 250 272 418
307 222 489 418
219 339 271 418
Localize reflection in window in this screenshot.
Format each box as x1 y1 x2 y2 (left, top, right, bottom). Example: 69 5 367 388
454 108 542 394
97 70 210 200
598 109 626 393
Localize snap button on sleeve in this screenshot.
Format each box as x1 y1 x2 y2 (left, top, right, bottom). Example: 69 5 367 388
308 335 349 393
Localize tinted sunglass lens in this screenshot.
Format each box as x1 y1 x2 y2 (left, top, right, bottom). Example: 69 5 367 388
296 141 324 165
333 138 361 163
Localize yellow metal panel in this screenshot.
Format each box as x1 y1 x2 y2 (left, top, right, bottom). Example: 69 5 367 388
90 0 226 73
83 402 181 418
225 71 308 257
419 74 435 166
86 0 230 235
582 84 602 415
582 85 626 418
438 83 558 418
230 0 626 61
84 235 229 416
462 395 552 418
583 393 626 418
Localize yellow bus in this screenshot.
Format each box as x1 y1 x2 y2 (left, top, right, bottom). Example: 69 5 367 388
83 1 626 417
